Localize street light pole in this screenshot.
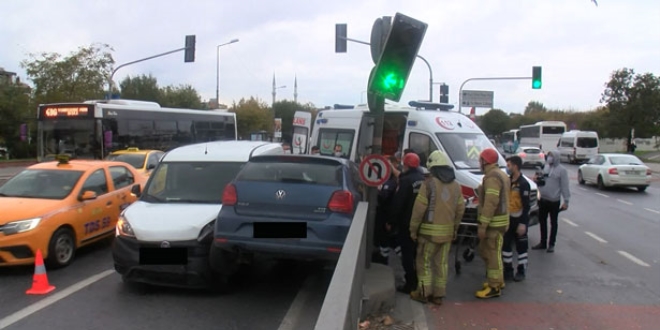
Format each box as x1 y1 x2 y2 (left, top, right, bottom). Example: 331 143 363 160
457 76 532 114
216 39 239 106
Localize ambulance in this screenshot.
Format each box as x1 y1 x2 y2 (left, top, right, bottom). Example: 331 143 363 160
298 101 539 226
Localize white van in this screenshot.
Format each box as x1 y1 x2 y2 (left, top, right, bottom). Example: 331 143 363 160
307 101 540 226
558 130 599 164
111 140 284 289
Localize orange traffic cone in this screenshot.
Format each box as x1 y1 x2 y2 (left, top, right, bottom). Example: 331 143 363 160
26 249 55 295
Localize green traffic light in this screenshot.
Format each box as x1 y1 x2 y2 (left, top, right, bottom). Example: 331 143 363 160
532 80 542 89
381 72 404 91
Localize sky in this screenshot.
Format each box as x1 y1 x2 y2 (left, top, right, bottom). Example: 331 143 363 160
2 0 659 115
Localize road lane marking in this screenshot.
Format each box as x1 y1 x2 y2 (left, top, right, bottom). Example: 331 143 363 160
617 251 651 267
561 218 578 227
644 208 660 215
595 193 609 198
277 274 319 330
617 199 633 205
585 231 608 244
0 269 114 329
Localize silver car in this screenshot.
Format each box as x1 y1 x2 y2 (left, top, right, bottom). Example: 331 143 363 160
515 146 546 168
578 153 652 192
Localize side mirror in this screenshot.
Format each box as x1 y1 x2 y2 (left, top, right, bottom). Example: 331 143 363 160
147 163 156 170
80 190 97 201
131 184 142 197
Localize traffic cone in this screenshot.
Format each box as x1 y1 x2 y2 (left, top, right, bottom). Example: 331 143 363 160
26 249 56 295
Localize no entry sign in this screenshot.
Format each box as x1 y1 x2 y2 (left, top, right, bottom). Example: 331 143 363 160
359 154 392 187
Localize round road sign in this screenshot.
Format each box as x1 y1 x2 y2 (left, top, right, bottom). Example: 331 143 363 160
359 154 392 187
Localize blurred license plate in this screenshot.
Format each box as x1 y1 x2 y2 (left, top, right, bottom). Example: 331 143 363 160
253 222 307 239
139 247 187 265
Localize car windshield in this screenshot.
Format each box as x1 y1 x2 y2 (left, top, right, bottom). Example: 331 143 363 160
0 169 84 199
237 160 342 186
106 153 146 169
577 137 598 148
522 148 541 154
143 161 244 204
436 133 506 169
608 155 644 165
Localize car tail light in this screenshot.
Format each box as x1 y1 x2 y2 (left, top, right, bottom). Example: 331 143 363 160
539 152 545 159
647 169 652 176
518 152 526 158
222 183 237 206
328 190 354 214
608 168 618 175
461 185 479 204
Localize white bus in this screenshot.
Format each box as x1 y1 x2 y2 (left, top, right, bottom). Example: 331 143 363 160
501 129 520 153
519 121 567 152
37 99 237 161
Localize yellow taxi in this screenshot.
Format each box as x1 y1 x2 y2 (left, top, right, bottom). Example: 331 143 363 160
0 156 147 268
105 148 164 177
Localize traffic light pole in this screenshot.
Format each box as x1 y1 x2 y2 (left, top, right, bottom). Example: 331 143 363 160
365 94 385 269
106 47 187 99
457 76 532 114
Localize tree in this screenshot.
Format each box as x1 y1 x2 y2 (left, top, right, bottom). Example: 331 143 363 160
230 97 272 138
21 43 114 104
524 101 547 115
601 68 660 149
0 82 32 157
272 100 316 143
119 74 161 102
160 84 203 109
479 109 510 136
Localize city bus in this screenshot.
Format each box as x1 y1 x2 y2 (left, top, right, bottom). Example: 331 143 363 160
36 99 237 161
518 121 567 152
501 129 520 153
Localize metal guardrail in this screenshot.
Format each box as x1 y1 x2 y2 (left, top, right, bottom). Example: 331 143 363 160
314 201 369 330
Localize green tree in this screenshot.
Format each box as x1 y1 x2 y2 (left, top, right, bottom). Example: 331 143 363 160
230 97 272 138
601 68 660 148
21 43 114 104
119 74 161 102
524 101 547 115
159 84 203 109
479 108 510 136
0 81 32 157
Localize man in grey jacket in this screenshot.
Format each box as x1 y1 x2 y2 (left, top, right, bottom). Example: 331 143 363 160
532 150 570 253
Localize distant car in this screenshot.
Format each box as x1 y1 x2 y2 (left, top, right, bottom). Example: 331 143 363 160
578 153 652 192
515 146 546 168
106 148 164 177
210 155 365 278
0 156 146 268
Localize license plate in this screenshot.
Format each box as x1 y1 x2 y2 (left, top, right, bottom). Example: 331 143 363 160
139 247 188 265
253 222 307 239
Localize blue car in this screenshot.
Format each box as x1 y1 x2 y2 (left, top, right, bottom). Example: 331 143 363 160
210 154 364 274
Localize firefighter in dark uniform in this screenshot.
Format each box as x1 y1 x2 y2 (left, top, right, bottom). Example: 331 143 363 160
373 155 400 265
475 148 510 299
389 152 425 293
503 155 531 282
408 150 465 305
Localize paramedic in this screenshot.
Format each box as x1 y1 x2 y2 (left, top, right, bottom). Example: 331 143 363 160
409 150 465 305
503 155 530 282
389 152 425 294
475 148 510 299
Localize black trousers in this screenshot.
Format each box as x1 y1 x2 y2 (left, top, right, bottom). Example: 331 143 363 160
502 216 529 269
538 199 561 247
397 229 418 289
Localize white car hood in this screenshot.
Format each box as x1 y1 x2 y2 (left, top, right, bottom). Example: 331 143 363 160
123 201 222 241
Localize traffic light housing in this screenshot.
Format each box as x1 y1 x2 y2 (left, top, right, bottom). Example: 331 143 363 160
532 66 542 89
335 24 347 53
184 35 196 63
368 13 428 102
439 84 449 103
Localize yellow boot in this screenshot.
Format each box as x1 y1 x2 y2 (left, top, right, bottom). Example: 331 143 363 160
475 286 501 299
410 290 428 304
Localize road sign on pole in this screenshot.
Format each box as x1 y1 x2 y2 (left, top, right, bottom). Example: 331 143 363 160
461 90 494 108
359 154 391 187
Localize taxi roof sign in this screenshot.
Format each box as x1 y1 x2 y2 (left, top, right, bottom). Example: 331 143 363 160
56 154 70 165
126 147 140 152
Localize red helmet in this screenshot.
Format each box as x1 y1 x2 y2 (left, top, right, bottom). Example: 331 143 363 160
403 152 420 168
480 148 499 164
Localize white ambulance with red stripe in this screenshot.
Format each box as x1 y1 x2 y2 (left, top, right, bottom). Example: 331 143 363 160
304 101 539 226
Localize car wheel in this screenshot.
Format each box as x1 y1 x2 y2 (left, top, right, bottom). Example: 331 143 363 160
597 176 606 190
578 170 585 185
46 227 76 269
637 186 647 192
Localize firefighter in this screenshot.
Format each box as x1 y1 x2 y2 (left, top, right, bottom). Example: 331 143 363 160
389 152 425 294
409 150 465 305
475 148 510 299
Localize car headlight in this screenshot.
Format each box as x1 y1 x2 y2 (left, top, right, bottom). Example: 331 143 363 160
1 218 42 235
116 216 135 238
